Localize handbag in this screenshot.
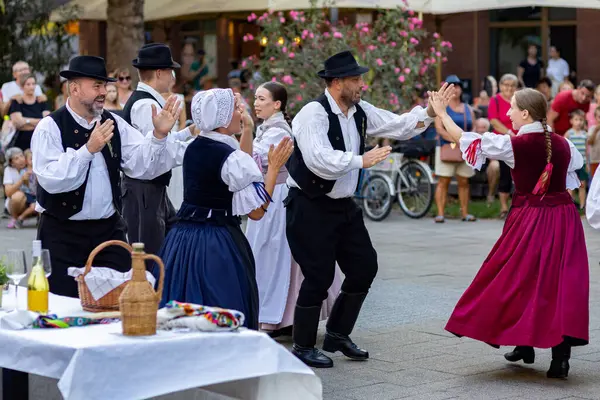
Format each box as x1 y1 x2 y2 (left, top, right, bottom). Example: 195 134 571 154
439 104 468 163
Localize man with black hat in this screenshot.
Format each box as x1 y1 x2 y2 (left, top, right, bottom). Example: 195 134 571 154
285 50 442 368
121 43 195 256
31 55 188 298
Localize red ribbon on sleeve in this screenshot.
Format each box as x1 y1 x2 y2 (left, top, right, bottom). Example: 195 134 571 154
465 138 482 166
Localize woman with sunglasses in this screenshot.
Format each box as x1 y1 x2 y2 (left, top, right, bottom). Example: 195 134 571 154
113 67 133 107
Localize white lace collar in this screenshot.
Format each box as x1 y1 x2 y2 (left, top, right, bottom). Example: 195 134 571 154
200 131 241 150
517 121 552 135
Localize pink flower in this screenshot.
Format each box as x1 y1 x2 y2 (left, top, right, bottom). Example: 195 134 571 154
282 75 294 85
362 26 369 33
333 31 343 38
301 17 306 22
430 57 437 64
272 77 278 82
408 10 414 16
302 29 309 39
410 38 419 45
243 35 249 42
323 32 330 38
368 45 376 51
300 83 306 89
363 84 369 91
442 57 448 62
430 47 436 53
289 52 295 58
249 83 254 90
269 57 275 61
441 41 453 48
278 11 283 16
282 46 287 53
424 58 431 65
420 66 428 75
289 102 296 109
398 75 405 83
309 32 314 39
404 68 411 74
280 17 285 23
296 94 303 101
355 23 360 28
241 60 247 68
433 32 440 39
247 34 254 41
400 30 408 37
435 51 442 57
247 13 257 22
376 58 383 66
391 41 396 47
394 67 400 74
409 23 414 30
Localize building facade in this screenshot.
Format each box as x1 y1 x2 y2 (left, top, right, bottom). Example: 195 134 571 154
77 6 600 97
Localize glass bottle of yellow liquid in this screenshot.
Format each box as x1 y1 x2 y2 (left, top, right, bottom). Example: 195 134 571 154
27 240 49 314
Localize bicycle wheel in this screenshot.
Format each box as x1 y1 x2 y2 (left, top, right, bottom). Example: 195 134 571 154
396 161 434 218
361 174 393 221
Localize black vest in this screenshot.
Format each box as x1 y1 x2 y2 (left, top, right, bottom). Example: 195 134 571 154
181 136 235 214
37 107 122 220
122 90 172 187
287 94 367 198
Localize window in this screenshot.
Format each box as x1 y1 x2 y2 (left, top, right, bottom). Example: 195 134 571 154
490 7 541 22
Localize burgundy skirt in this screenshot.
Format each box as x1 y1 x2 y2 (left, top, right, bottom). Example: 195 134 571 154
445 191 589 348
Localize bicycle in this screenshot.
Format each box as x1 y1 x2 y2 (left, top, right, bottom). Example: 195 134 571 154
353 168 394 222
371 145 435 219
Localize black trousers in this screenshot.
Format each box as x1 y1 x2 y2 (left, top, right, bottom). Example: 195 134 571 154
121 175 177 256
37 212 130 298
285 188 378 307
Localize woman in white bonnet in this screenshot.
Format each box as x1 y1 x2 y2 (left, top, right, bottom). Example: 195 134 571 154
157 88 293 329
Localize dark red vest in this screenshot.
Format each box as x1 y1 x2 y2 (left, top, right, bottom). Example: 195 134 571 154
510 131 571 194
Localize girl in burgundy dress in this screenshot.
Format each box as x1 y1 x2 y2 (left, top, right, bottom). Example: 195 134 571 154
429 87 589 379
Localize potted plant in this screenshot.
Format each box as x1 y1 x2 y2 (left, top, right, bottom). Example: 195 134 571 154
0 259 9 307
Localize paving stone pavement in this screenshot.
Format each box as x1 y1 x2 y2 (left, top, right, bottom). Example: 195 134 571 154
1 212 600 399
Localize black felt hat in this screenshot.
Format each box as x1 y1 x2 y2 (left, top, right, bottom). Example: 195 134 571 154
132 43 181 70
317 50 370 79
59 56 116 82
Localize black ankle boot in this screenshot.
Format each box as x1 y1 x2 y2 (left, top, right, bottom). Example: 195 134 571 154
291 305 333 368
504 346 535 364
268 325 293 339
323 331 369 360
547 342 571 379
323 292 369 360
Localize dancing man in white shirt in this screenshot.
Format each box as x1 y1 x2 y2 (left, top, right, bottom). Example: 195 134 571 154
121 43 195 256
285 50 440 368
32 56 188 297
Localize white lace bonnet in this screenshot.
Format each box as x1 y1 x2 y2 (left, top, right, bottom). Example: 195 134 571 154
191 88 235 132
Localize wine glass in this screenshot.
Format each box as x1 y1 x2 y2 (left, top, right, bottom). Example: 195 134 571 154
41 249 52 278
5 249 28 310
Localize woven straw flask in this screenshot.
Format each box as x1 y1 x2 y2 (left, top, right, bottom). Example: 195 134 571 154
119 242 165 336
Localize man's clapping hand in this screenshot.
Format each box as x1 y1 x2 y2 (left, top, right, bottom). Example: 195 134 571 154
362 145 392 168
86 119 114 154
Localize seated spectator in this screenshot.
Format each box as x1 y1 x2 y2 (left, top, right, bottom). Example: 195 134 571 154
536 77 553 107
1 61 46 116
3 147 37 229
8 75 50 151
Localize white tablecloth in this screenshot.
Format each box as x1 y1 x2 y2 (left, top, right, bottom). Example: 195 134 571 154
0 287 322 400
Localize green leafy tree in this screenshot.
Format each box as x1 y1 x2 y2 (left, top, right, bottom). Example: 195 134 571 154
243 0 452 116
0 0 79 91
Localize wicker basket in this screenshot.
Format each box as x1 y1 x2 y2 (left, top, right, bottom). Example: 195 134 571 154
76 240 133 313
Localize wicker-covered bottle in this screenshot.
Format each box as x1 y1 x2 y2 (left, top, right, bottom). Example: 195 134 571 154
119 242 164 336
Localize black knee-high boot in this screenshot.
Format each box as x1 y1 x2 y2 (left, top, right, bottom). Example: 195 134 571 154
322 291 369 360
547 341 571 379
291 305 333 368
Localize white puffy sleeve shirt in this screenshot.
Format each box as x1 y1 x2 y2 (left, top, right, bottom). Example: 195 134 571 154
587 172 600 229
200 132 268 216
289 89 434 198
458 124 582 191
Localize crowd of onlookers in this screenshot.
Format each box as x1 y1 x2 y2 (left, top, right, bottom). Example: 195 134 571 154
2 42 598 227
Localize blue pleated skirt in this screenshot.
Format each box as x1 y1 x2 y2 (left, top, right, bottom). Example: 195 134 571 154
157 218 259 329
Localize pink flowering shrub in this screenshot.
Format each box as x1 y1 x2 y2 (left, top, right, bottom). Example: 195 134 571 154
244 0 451 114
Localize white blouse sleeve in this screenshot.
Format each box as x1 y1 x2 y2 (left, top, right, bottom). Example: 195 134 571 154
566 138 584 190
221 150 270 216
253 127 290 170
587 172 600 229
459 132 514 170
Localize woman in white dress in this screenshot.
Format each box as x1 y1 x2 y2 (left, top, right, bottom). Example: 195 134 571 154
246 82 343 337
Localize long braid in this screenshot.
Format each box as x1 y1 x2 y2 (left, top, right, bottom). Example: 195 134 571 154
541 117 552 164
